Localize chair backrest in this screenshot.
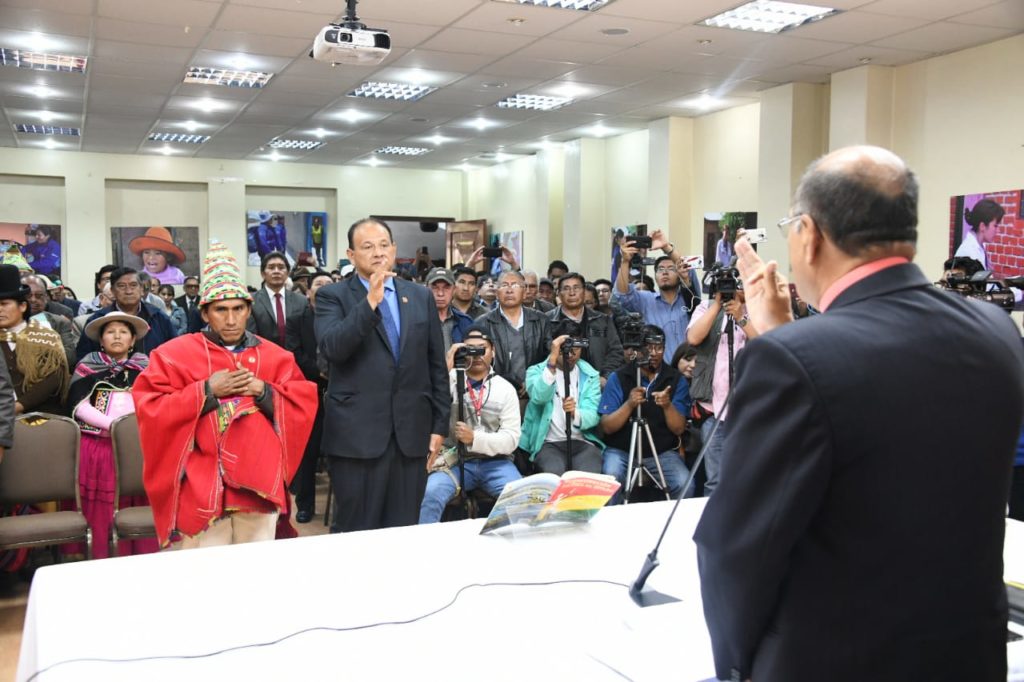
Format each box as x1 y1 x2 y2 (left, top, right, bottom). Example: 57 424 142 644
110 413 146 498
0 412 81 507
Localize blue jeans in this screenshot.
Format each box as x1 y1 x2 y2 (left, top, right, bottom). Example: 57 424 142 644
602 446 691 505
418 458 521 524
701 417 728 497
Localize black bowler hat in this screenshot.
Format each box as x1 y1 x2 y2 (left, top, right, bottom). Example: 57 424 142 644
0 264 29 302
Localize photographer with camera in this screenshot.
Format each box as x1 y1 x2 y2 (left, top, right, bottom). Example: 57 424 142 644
419 327 522 524
614 234 696 359
686 267 759 496
598 324 691 504
520 322 604 475
547 272 624 385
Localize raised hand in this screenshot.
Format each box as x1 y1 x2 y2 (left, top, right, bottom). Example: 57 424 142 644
366 267 396 309
735 236 794 334
652 386 673 408
649 229 669 252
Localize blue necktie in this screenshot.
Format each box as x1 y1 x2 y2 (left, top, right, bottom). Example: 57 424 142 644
379 296 400 365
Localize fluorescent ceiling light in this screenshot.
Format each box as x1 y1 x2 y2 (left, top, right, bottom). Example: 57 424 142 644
182 120 201 132
159 145 176 156
184 66 273 88
311 128 330 138
268 138 324 151
335 109 370 124
364 157 384 167
375 146 431 156
42 138 58 149
347 81 437 102
193 98 225 113
37 111 56 122
468 118 496 131
497 93 572 111
0 49 87 74
14 124 79 136
268 151 282 162
492 0 616 11
427 134 451 145
698 0 840 34
148 132 210 144
588 123 611 137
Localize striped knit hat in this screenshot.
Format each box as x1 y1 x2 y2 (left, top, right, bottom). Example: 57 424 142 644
199 240 252 306
1 244 32 273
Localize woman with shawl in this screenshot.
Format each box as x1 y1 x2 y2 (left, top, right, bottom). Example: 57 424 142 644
67 311 156 558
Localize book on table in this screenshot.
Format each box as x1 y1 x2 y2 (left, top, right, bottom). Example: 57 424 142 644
480 470 621 535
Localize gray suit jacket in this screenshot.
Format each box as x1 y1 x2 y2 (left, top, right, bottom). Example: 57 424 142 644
315 276 450 460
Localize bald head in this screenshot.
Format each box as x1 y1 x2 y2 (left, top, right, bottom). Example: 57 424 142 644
795 145 918 255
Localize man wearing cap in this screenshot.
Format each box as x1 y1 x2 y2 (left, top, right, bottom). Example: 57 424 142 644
315 218 449 533
133 242 318 548
428 266 474 352
75 267 177 362
419 326 521 524
129 226 187 286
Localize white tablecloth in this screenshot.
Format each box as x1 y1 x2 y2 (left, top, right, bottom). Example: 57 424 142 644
17 501 1024 682
17 499 717 682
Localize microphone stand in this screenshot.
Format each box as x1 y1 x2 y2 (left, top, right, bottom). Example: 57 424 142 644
454 362 467 502
629 393 731 607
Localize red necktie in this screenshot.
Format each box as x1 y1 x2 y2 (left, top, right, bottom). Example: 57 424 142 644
275 293 286 345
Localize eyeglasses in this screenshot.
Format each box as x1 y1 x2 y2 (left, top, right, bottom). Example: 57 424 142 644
655 267 677 274
777 214 804 238
184 284 199 289
559 285 583 294
497 282 522 290
114 282 141 291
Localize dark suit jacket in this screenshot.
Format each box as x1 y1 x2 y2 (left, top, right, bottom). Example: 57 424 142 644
174 294 199 317
247 287 310 355
547 306 624 377
315 276 449 460
694 263 1024 682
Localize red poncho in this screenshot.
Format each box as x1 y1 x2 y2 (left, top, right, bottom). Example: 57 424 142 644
133 332 318 546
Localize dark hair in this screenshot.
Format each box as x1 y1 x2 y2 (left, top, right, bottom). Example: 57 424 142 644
109 267 139 286
546 260 569 278
32 225 51 238
964 199 1005 230
478 274 496 286
552 318 583 338
99 318 137 340
453 265 477 281
558 272 585 290
943 256 984 276
260 251 288 272
654 255 675 270
347 217 393 250
539 278 553 289
669 342 697 369
584 283 598 297
643 324 666 342
157 284 175 297
593 278 613 289
794 159 919 255
94 264 118 293
641 275 655 291
183 275 199 286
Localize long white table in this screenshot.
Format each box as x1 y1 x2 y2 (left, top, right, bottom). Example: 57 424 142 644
16 500 1024 682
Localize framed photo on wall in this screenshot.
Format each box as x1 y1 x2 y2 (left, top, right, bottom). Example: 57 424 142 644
110 226 199 285
0 223 63 281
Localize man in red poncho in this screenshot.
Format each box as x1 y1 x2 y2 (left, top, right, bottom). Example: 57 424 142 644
134 241 317 549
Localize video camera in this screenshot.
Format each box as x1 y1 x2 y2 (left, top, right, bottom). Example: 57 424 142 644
552 319 589 352
703 261 742 301
454 345 486 365
937 269 1016 312
620 312 646 349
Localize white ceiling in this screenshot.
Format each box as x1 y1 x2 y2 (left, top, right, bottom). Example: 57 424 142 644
0 0 1020 169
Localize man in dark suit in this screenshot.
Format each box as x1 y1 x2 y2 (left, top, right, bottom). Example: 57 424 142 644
247 251 311 356
315 218 449 532
547 272 624 383
174 275 200 318
694 146 1024 682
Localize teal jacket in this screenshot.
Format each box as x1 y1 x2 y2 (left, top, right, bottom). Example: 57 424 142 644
520 358 604 459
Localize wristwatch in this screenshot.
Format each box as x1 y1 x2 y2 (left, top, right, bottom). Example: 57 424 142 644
737 317 749 328
664 243 675 255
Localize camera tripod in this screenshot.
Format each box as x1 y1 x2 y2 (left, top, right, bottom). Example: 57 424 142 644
624 359 671 504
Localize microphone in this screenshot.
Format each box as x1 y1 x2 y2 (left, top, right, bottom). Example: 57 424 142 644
628 393 731 607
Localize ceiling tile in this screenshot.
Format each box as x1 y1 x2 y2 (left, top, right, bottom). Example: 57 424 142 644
92 41 195 66
557 64 657 87
720 35 854 64
189 50 293 74
544 14 681 46
98 0 223 28
789 9 931 43
752 63 832 84
452 2 585 36
229 0 345 14
478 56 580 79
0 8 93 37
420 28 538 55
88 57 187 81
598 0 739 24
89 74 180 95
514 37 624 62
858 0 1004 20
804 44 933 68
95 19 206 48
947 1 1024 30
215 5 336 39
390 49 499 73
870 21 1018 53
357 0 484 27
0 29 91 55
202 30 312 57
0 0 94 14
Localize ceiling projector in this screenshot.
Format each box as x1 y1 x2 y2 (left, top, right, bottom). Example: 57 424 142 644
310 0 391 66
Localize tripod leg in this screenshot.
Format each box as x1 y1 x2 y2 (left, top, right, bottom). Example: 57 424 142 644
643 424 671 500
625 420 641 504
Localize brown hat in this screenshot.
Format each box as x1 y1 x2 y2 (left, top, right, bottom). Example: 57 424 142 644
128 226 186 265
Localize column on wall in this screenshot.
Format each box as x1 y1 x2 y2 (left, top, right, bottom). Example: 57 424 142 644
830 65 894 151
207 179 248 285
562 137 606 277
647 117 694 252
64 171 106 300
757 82 829 272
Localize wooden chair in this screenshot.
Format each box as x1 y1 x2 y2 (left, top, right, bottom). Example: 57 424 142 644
0 413 92 560
109 414 156 556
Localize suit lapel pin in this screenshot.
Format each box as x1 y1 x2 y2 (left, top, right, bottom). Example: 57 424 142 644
401 296 408 304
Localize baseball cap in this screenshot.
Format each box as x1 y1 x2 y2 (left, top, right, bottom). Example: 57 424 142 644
426 267 454 285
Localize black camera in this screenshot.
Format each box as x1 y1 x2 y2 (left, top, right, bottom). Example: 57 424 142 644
563 337 590 350
620 312 645 349
552 319 588 352
703 262 742 301
454 345 486 364
627 235 652 249
937 270 1015 312
482 246 503 258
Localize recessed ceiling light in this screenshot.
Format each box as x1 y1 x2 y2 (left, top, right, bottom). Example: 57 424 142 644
268 138 325 151
311 127 330 138
0 48 88 74
858 57 872 64
375 146 431 156
684 94 721 110
194 98 223 113
184 66 274 88
42 138 57 149
427 134 451 145
365 156 383 167
497 93 572 111
410 117 430 123
30 85 56 99
588 123 611 137
506 17 527 25
493 0 617 11
159 145 176 156
148 132 210 144
470 118 495 131
481 81 508 89
268 151 282 162
336 109 370 124
14 124 79 136
348 81 437 102
36 111 56 122
601 28 629 36
698 0 840 34
182 120 201 132
697 39 713 45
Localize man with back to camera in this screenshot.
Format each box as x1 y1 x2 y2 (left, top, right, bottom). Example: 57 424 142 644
694 146 1024 682
315 218 449 532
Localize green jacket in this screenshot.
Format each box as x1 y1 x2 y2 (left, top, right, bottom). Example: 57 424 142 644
520 358 604 459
